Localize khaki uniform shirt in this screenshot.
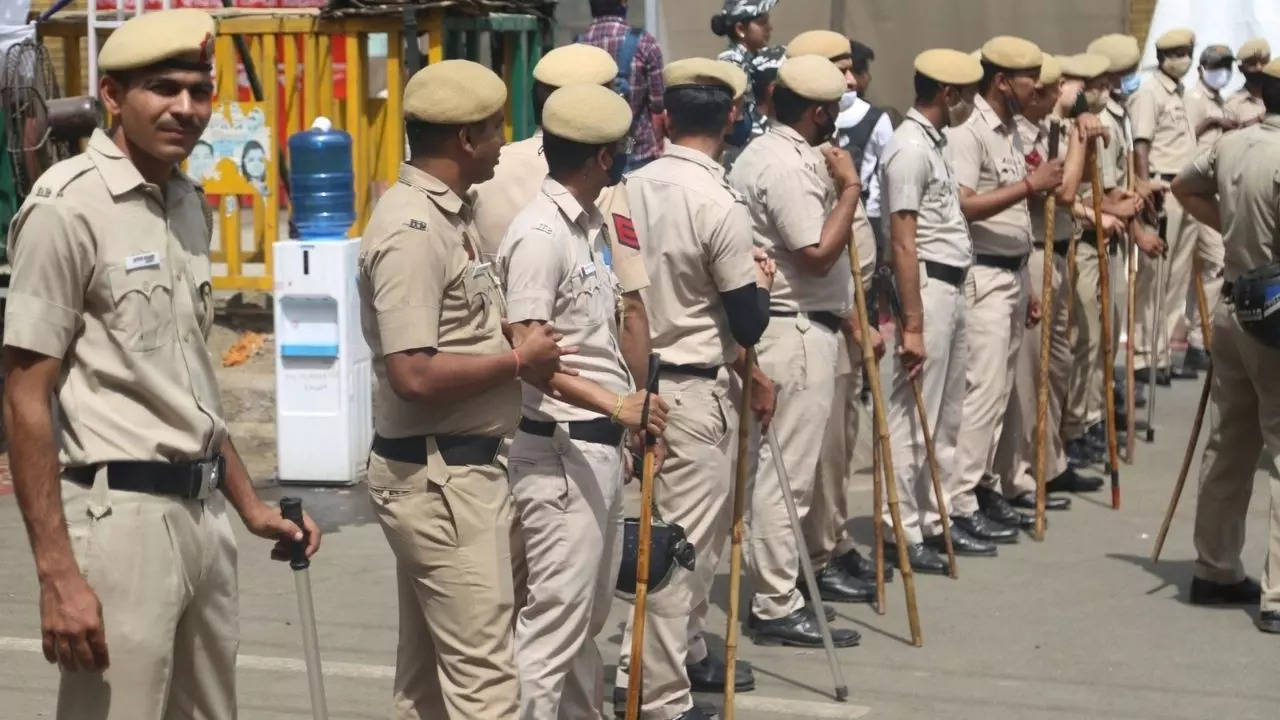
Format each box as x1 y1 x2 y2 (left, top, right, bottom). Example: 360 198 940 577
1101 97 1133 192
1128 71 1196 175
1226 89 1265 126
879 108 972 267
358 164 519 438
471 130 648 292
627 144 756 368
727 124 853 315
499 177 632 422
1176 116 1280 282
3 129 224 464
1185 82 1230 149
1017 114 1075 243
945 94 1034 257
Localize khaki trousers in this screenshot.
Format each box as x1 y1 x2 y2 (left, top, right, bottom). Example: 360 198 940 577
615 371 739 719
57 474 238 720
1135 191 1198 371
1064 241 1125 440
1192 305 1280 613
995 247 1071 496
808 337 865 566
368 447 521 720
509 428 624 720
885 271 967 543
747 314 839 620
954 263 1029 516
1186 223 1225 350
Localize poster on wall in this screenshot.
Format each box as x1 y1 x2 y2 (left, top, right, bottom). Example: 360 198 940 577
186 102 272 197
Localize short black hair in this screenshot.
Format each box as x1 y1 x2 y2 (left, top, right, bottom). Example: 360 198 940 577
979 60 1035 94
850 41 875 75
543 132 607 175
1261 75 1280 114
589 0 625 18
772 85 817 125
914 72 943 103
751 69 778 102
406 119 480 158
532 81 555 126
665 85 734 136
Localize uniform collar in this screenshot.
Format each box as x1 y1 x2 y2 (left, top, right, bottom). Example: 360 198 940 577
974 94 1013 135
1262 115 1280 131
905 107 945 147
1106 96 1127 118
87 128 193 201
771 123 811 148
664 143 725 176
1156 71 1182 95
398 163 466 217
542 176 602 234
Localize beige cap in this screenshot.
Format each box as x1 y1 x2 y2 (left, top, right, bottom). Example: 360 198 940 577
1262 57 1280 80
533 44 618 87
404 60 507 124
786 30 850 60
915 49 982 86
1060 52 1110 80
981 36 1043 70
663 58 749 100
1238 38 1271 63
542 84 633 144
776 55 846 102
1155 28 1195 50
1087 34 1141 72
970 49 983 62
1038 55 1062 86
99 8 215 72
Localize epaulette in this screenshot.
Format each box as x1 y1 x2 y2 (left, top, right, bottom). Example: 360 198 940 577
26 154 95 201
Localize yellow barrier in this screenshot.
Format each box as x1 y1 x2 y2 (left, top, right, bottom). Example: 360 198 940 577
39 9 433 292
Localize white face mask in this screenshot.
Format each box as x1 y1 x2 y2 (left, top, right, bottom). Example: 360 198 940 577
1203 67 1231 90
839 90 858 112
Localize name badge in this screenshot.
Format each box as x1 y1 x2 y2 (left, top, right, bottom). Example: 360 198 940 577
125 252 160 271
473 262 491 278
580 263 597 279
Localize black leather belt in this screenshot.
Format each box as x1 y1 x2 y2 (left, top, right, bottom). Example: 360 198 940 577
372 433 502 466
974 253 1028 271
518 416 625 446
1033 239 1073 256
65 455 225 499
1157 172 1178 181
923 260 966 288
1079 231 1121 254
660 364 719 380
770 310 843 333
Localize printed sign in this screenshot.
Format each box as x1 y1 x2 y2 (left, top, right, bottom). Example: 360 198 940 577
186 102 272 197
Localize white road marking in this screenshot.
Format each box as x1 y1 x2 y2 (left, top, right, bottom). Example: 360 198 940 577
1 636 870 718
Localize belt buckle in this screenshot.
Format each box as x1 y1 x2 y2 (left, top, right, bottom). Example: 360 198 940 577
195 457 221 501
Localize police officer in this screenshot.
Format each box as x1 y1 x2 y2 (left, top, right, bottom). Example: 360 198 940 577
498 83 670 718
3 10 320 719
1171 57 1280 635
613 57 774 720
1130 28 1198 385
946 36 1062 545
1226 39 1270 126
1182 44 1237 371
880 48 986 572
359 59 566 718
784 29 884 601
472 43 652 385
712 0 777 151
994 53 1108 515
727 54 862 647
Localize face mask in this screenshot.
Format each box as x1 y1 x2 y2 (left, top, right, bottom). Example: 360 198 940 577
1068 89 1088 117
1119 73 1141 96
946 94 974 127
1084 87 1108 113
726 114 751 147
606 149 627 186
839 90 858 113
1162 56 1192 79
1203 67 1231 90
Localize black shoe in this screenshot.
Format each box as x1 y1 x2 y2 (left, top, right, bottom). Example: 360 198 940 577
834 547 893 583
672 707 716 720
1189 577 1263 606
1065 437 1095 469
749 601 833 626
611 689 717 719
750 607 860 648
1010 491 1071 511
1135 367 1154 384
928 525 997 556
1257 611 1280 634
1184 346 1211 371
1086 422 1109 454
885 541 951 574
976 485 1034 529
1172 365 1198 380
1045 468 1105 493
952 511 1018 544
813 564 875 604
1157 368 1172 386
1114 381 1148 409
686 653 754 693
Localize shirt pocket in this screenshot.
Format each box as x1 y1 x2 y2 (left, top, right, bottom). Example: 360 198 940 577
185 253 215 339
566 269 610 327
107 259 176 352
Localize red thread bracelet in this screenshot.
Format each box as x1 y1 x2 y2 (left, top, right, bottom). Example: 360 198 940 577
1023 177 1034 197
512 349 522 378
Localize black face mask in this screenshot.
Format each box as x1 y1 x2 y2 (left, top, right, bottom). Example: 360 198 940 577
607 149 627 186
814 108 837 145
1068 90 1088 118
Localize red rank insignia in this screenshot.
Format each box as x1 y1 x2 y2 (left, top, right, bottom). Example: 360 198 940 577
613 213 639 249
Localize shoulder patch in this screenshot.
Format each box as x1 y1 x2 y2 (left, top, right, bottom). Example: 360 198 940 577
27 154 95 200
407 218 427 231
533 222 554 236
612 213 639 250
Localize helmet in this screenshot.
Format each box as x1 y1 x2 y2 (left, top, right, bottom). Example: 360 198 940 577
1230 262 1280 349
615 517 696 597
711 0 778 37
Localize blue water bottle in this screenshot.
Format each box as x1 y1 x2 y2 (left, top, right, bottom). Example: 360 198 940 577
288 117 355 241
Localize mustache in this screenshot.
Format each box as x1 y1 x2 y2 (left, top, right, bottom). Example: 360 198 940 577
156 117 205 134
